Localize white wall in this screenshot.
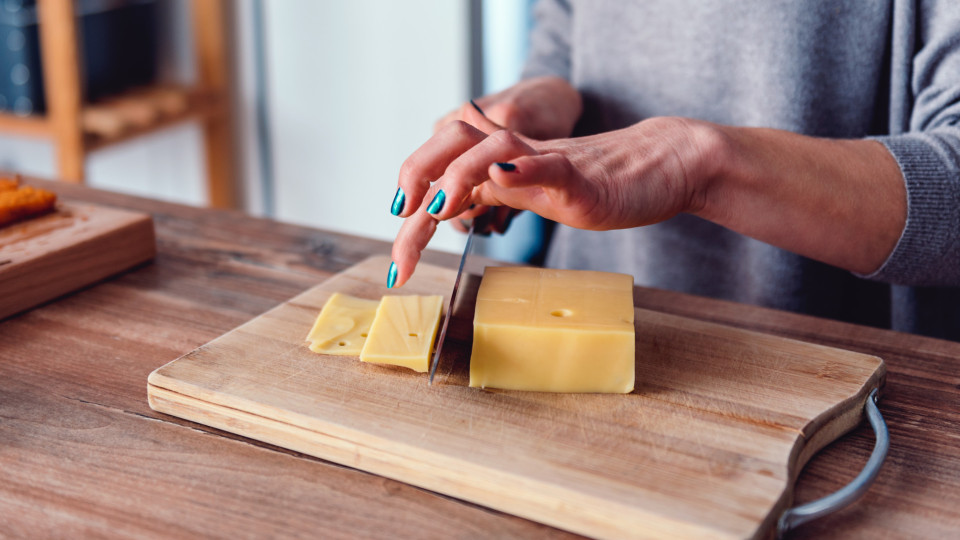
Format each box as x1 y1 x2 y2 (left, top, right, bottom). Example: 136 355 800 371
2 1 473 255
0 0 206 207
258 0 472 253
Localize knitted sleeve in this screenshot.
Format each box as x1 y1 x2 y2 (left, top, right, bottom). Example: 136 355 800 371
521 0 572 80
866 1 960 286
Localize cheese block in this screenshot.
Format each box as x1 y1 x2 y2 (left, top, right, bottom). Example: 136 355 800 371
470 266 635 393
360 295 444 372
305 293 380 355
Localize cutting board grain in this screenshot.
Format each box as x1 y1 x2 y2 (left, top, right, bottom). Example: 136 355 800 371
147 256 885 540
0 201 155 320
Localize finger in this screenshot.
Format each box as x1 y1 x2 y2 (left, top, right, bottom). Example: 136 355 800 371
449 204 491 232
457 204 491 220
433 109 460 134
425 129 536 221
486 153 602 229
390 209 438 288
461 99 504 135
394 120 487 219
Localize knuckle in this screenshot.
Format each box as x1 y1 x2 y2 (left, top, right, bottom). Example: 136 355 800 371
398 157 420 184
489 129 525 151
445 119 474 139
443 161 469 185
488 129 513 144
558 155 578 177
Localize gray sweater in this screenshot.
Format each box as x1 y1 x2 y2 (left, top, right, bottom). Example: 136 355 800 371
523 0 960 340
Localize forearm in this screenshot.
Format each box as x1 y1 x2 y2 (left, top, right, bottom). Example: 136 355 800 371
697 126 906 275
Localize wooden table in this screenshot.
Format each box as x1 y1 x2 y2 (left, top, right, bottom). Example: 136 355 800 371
2 181 958 539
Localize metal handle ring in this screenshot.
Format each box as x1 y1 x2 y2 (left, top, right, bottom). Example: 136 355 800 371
777 388 888 538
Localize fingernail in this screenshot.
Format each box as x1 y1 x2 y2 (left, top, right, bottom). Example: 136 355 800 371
387 261 398 289
390 187 405 216
495 162 517 172
426 189 446 215
470 99 486 117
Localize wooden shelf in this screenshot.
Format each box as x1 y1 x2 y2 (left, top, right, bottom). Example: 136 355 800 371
0 0 237 209
0 112 53 138
82 85 220 150
0 85 215 147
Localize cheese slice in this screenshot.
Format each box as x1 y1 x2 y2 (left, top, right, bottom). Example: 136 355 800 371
470 266 635 393
306 293 380 355
360 295 444 372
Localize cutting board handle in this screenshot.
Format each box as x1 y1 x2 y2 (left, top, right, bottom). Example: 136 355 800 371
777 389 888 537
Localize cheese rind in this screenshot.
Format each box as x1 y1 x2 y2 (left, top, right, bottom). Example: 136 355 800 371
306 293 380 355
470 266 635 393
360 295 444 372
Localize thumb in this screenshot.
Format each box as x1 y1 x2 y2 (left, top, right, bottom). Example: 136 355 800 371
487 154 602 229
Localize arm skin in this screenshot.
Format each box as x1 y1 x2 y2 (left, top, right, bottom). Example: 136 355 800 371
388 81 906 290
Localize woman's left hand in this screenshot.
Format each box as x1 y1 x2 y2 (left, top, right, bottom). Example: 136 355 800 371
389 114 722 288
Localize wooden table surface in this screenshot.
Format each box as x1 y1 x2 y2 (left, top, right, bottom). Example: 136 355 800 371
2 180 958 539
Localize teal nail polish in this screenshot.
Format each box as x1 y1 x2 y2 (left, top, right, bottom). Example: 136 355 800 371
495 162 517 172
387 261 398 289
426 190 446 215
390 187 405 216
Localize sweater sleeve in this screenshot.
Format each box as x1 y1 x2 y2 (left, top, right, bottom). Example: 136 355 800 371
865 1 960 287
521 0 572 80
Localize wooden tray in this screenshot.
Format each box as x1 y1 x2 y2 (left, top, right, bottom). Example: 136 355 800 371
147 256 885 539
0 201 155 320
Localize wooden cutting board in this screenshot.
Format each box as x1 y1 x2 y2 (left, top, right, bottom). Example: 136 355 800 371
147 256 885 540
0 201 155 320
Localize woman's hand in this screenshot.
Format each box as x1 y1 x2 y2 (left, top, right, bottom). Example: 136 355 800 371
433 76 582 140
428 77 585 236
388 115 724 288
387 106 907 289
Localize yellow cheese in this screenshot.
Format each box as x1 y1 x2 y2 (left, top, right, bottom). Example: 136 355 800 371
306 293 380 355
360 295 444 372
470 266 635 393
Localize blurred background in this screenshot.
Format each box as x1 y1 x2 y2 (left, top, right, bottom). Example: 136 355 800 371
0 0 540 258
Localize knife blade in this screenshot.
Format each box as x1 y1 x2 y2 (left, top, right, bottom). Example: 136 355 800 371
428 218 481 385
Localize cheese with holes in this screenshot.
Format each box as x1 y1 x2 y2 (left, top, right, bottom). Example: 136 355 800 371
360 295 444 372
470 266 635 393
306 293 379 355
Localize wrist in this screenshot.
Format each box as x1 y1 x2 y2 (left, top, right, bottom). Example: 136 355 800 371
683 120 735 220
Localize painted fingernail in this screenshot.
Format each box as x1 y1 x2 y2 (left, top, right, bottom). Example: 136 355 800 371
387 261 398 289
390 187 405 216
426 189 446 215
470 99 486 116
495 162 517 172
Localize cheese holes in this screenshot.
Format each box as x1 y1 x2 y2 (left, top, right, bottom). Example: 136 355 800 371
550 309 573 318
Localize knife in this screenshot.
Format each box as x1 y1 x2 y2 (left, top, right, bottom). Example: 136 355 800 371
428 215 485 384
